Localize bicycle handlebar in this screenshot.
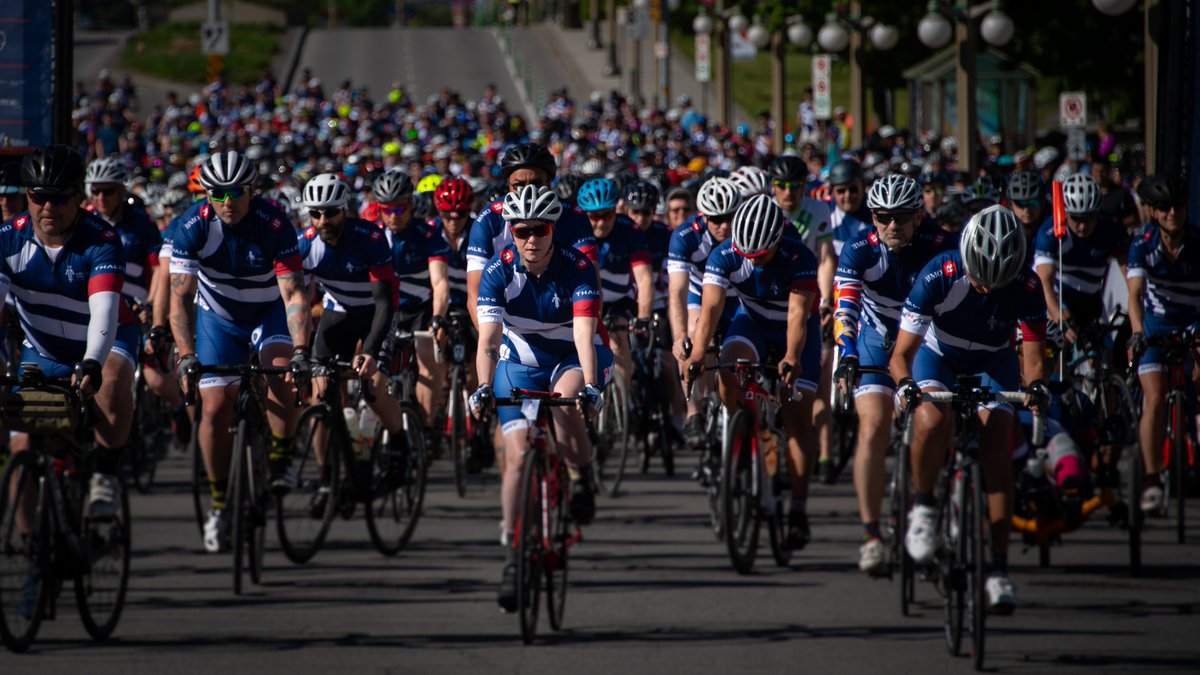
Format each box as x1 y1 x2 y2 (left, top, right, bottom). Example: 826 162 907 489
908 389 1045 446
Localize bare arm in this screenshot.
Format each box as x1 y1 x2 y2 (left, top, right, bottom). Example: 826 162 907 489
277 271 311 350
1036 262 1063 323
151 260 171 328
888 329 923 386
1127 275 1146 334
1022 337 1046 384
782 290 815 382
668 271 690 342
574 316 600 387
467 269 482 330
476 321 503 386
633 264 654 319
169 273 198 356
429 260 450 320
816 239 836 308
686 284 727 372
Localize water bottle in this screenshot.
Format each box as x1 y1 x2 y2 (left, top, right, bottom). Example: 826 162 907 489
343 406 360 441
358 402 381 458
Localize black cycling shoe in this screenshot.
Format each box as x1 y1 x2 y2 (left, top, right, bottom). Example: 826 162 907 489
786 510 811 551
682 414 705 449
570 472 596 525
818 458 837 485
497 563 518 613
172 407 192 447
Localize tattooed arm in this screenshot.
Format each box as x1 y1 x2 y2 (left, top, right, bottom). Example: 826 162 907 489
277 270 311 350
169 273 198 356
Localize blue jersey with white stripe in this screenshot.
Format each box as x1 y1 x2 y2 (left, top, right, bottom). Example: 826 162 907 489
667 216 722 300
169 198 301 324
1034 215 1128 313
702 235 819 325
103 206 162 303
1126 224 1200 331
430 217 471 307
465 197 597 273
643 219 672 311
596 215 651 303
476 243 603 368
900 251 1048 359
835 222 956 349
384 221 451 309
830 206 868 256
299 218 394 314
0 211 129 363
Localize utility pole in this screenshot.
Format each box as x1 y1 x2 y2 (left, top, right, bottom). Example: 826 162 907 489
713 0 729 127
207 0 223 83
604 0 620 76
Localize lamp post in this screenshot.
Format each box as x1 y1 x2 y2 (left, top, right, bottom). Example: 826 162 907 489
917 0 1015 176
817 2 899 150
603 0 621 76
747 15 814 154
692 2 748 128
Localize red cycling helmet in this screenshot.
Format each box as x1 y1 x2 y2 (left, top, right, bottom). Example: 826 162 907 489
433 177 473 212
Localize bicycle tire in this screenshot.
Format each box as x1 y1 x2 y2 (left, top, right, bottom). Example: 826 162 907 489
893 442 915 616
1170 394 1186 544
594 377 631 497
830 409 857 485
190 406 209 539
449 367 468 498
705 403 725 540
230 419 249 595
766 445 791 568
365 403 427 556
1127 445 1144 574
75 479 131 641
0 451 48 652
128 376 158 494
246 421 270 587
968 462 987 671
516 443 543 644
942 469 965 656
722 409 760 574
655 377 675 477
276 405 340 565
545 453 570 631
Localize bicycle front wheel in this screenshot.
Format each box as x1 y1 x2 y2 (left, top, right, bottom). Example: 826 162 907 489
722 409 760 574
517 445 544 644
276 405 340 564
967 463 988 671
890 441 915 615
1169 394 1187 544
0 451 48 652
365 403 427 556
229 420 249 595
75 476 131 641
245 422 271 586
544 453 571 632
594 377 631 498
190 404 210 539
942 469 965 656
449 367 469 498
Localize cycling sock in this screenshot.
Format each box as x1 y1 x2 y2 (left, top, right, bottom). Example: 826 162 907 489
1143 472 1162 488
992 552 1008 573
863 522 882 541
268 433 293 462
790 497 807 514
504 546 517 566
95 445 124 475
914 492 937 508
209 478 228 510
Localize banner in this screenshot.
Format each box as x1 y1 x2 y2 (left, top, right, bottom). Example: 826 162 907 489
0 0 54 148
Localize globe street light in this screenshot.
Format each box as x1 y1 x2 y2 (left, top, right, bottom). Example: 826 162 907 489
751 13 814 153
1092 0 1138 16
817 2 899 148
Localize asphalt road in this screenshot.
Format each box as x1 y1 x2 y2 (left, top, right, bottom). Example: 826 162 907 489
4 445 1198 673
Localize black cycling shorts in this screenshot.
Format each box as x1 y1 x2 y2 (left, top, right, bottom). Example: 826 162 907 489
314 309 374 362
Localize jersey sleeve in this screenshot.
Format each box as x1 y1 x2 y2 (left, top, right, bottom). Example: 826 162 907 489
562 210 598 264
627 225 651 268
145 219 164 268
899 257 947 337
701 246 733 289
789 246 819 294
423 225 452 264
1032 222 1057 270
88 231 127 296
1015 272 1048 342
833 239 867 352
269 220 303 277
467 210 499 272
475 258 506 325
1126 232 1149 279
666 226 694 275
570 255 601 318
368 229 395 282
168 209 201 275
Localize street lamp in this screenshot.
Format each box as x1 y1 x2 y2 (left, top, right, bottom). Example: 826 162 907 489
1092 0 1138 16
691 3 749 128
748 14 814 153
817 2 900 148
917 0 1016 175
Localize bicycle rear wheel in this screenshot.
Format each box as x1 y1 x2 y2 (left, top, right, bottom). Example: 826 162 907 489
0 451 48 653
942 469 965 656
594 377 631 497
365 403 427 556
888 441 915 614
75 476 131 641
276 406 339 564
766 447 791 568
1126 445 1144 573
1169 395 1186 544
544 453 571 631
449 367 469 498
967 463 988 671
722 410 760 574
190 404 210 539
517 445 544 644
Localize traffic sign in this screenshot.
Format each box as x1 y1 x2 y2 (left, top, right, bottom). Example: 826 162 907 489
1059 91 1086 128
626 7 648 41
812 54 831 120
201 20 229 56
1066 127 1087 161
695 33 710 83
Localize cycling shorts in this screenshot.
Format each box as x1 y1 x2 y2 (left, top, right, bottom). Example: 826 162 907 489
912 343 1020 412
394 300 432 334
721 309 821 394
853 328 895 398
196 301 291 389
20 323 141 378
493 345 615 434
313 309 373 363
1137 317 1198 375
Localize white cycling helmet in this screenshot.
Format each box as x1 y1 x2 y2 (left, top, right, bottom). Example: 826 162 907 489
696 176 742 218
372 169 414 203
1006 171 1044 202
198 150 257 189
729 165 770 198
85 157 129 186
1061 172 1101 215
502 184 563 223
302 173 350 209
731 194 785 258
866 173 922 211
959 204 1026 290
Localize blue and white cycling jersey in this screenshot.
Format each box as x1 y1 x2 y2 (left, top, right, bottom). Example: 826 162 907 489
298 218 394 313
641 219 672 311
1126 223 1200 333
667 215 736 309
160 199 205 261
900 250 1048 359
169 198 301 324
0 211 132 364
383 221 450 309
97 205 162 302
596 215 651 304
702 235 820 325
834 222 957 357
465 197 597 273
430 216 471 307
476 242 604 368
1034 214 1129 314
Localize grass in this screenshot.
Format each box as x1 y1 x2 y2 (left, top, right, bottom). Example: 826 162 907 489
671 32 909 134
121 21 283 85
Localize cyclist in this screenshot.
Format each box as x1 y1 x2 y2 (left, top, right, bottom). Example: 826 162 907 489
1006 170 1050 271
169 151 311 553
577 177 653 391
681 194 822 549
4 145 137 518
1034 172 1128 344
1127 175 1200 512
891 205 1048 615
468 185 612 612
668 176 740 445
962 178 1002 221
374 167 451 445
0 161 27 222
920 172 946 221
665 186 695 231
730 165 771 199
833 174 956 575
825 159 870 255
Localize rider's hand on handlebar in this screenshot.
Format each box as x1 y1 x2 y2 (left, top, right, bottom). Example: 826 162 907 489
1127 331 1146 364
354 353 378 378
672 337 691 364
581 383 604 416
1025 379 1051 414
833 354 859 396
176 353 200 396
469 383 493 417
73 358 103 400
894 377 920 413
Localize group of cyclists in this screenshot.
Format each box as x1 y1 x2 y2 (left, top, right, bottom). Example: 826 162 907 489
0 75 1194 646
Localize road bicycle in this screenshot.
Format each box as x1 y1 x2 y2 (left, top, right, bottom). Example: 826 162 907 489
443 312 490 497
684 338 725 540
0 365 130 652
629 314 678 477
591 314 633 497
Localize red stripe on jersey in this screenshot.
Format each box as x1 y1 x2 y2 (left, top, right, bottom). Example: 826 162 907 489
88 273 123 296
274 255 302 276
369 264 395 283
147 252 160 269
1020 319 1047 344
630 251 652 268
428 255 450 264
577 244 599 265
789 278 818 294
573 299 600 318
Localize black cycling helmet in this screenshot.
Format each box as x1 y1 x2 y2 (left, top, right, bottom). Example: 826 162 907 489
1137 175 1189 209
21 144 85 194
623 179 661 212
499 142 558 181
767 155 806 184
828 159 863 187
553 174 584 203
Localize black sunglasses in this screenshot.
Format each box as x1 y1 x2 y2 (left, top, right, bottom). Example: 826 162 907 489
309 208 340 220
90 186 119 197
874 210 917 225
27 191 76 206
511 222 553 239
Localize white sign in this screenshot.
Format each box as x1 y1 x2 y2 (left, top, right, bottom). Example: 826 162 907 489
1059 91 1087 128
201 20 229 56
812 54 832 120
626 7 649 40
1067 127 1087 162
729 30 757 61
695 33 711 83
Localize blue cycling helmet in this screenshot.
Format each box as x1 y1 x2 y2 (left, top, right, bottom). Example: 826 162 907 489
577 177 619 211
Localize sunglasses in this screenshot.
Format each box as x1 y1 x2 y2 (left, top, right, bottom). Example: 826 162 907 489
511 222 553 239
440 210 468 219
90 187 119 197
27 191 75 207
833 186 860 195
510 179 545 190
309 208 340 220
1013 198 1043 210
707 214 733 225
874 211 917 225
630 208 654 217
381 203 409 216
773 180 803 190
208 187 247 202
1152 201 1187 213
587 209 615 219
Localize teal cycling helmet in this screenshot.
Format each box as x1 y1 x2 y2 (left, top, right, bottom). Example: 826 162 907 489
577 177 619 211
